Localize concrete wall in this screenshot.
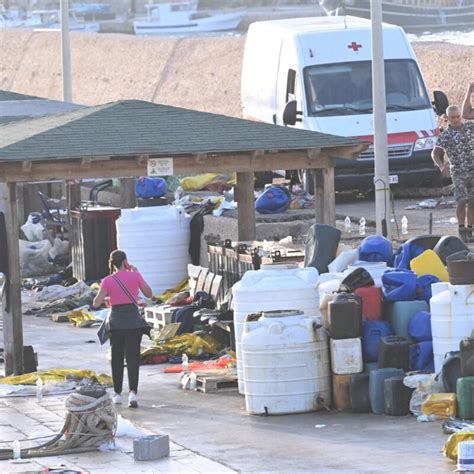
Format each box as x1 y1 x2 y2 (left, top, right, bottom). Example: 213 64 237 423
1 29 472 115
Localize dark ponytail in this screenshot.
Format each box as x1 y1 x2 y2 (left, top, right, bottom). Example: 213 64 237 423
109 250 127 274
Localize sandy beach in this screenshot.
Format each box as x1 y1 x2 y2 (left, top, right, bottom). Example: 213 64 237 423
0 29 472 115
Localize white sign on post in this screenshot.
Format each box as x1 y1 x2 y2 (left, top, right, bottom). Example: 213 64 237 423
147 158 174 177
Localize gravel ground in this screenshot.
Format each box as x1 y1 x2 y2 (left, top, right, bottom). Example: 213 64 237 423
0 29 472 115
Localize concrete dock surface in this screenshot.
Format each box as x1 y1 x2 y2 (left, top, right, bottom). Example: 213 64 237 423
0 315 456 473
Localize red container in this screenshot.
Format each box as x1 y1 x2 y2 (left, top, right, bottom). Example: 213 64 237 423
354 286 382 321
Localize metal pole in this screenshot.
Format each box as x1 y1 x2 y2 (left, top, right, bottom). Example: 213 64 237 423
370 0 391 239
60 0 72 102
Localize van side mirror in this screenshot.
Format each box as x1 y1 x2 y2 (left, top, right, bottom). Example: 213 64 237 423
433 90 449 116
283 100 302 126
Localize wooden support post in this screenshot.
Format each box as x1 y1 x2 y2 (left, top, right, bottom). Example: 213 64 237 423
312 165 336 226
67 181 81 211
120 178 136 209
0 183 24 376
236 172 256 242
66 180 81 228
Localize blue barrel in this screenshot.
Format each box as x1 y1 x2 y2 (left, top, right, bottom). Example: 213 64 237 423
409 341 434 372
369 368 405 415
408 311 432 342
362 320 393 363
386 300 429 342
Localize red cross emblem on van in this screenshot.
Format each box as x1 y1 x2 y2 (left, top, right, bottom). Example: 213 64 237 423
348 42 362 51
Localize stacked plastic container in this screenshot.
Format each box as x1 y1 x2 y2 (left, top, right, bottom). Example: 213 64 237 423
232 264 319 394
328 293 363 410
431 282 474 372
242 310 331 415
116 205 191 295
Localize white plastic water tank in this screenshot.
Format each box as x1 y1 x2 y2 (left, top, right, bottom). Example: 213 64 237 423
242 310 331 415
116 206 191 295
450 284 474 326
430 284 473 373
232 263 319 394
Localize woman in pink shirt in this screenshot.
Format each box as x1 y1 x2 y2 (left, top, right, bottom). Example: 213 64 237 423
93 250 153 408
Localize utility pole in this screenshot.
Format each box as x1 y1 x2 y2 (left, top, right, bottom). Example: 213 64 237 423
60 0 72 102
370 0 391 239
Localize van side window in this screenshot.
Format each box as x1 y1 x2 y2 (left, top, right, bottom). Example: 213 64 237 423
286 69 297 102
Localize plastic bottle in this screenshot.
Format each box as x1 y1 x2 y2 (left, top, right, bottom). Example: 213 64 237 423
359 217 366 236
36 378 43 402
174 186 183 204
344 216 352 233
12 440 21 460
401 216 409 235
189 372 197 390
182 354 189 372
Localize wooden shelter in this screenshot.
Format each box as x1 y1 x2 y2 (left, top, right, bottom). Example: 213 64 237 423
0 99 367 375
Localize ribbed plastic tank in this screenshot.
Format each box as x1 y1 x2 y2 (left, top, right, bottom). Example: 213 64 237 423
116 206 191 295
233 263 319 393
242 310 330 415
430 284 474 373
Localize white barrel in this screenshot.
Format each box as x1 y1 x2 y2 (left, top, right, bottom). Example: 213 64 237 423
116 206 191 295
450 284 474 327
330 338 363 375
458 440 474 472
430 285 473 373
431 281 449 297
232 264 319 394
242 310 331 415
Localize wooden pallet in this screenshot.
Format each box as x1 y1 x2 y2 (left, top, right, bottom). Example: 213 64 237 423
195 370 238 393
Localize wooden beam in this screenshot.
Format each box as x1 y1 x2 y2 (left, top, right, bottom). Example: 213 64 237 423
80 157 92 168
324 143 368 160
194 153 208 163
136 155 149 166
307 148 321 159
0 149 344 182
22 161 32 172
0 183 24 375
120 177 136 209
236 172 256 241
313 163 336 226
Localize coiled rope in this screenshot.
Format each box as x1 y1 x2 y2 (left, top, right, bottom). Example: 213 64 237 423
0 388 117 460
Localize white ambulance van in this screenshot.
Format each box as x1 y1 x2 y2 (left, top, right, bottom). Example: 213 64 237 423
241 16 447 190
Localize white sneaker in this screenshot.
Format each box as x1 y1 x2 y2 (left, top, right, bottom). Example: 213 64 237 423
112 393 122 405
128 392 138 408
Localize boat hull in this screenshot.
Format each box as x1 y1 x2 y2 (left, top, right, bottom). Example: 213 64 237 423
337 0 474 31
133 11 243 35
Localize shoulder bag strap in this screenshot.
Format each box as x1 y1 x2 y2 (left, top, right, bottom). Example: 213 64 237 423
111 274 139 307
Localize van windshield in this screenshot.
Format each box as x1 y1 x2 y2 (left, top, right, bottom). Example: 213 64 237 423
304 60 431 116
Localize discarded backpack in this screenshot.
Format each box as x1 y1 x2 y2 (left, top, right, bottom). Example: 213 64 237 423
135 177 168 199
255 186 290 214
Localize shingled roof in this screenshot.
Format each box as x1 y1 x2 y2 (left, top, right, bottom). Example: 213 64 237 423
0 90 42 102
0 100 364 162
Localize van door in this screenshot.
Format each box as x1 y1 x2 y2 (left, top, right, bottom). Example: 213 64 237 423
276 67 304 127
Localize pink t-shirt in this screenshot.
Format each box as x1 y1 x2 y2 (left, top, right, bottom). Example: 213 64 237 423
100 271 146 306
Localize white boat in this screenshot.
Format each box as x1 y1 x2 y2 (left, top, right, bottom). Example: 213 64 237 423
133 0 244 35
0 8 99 32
